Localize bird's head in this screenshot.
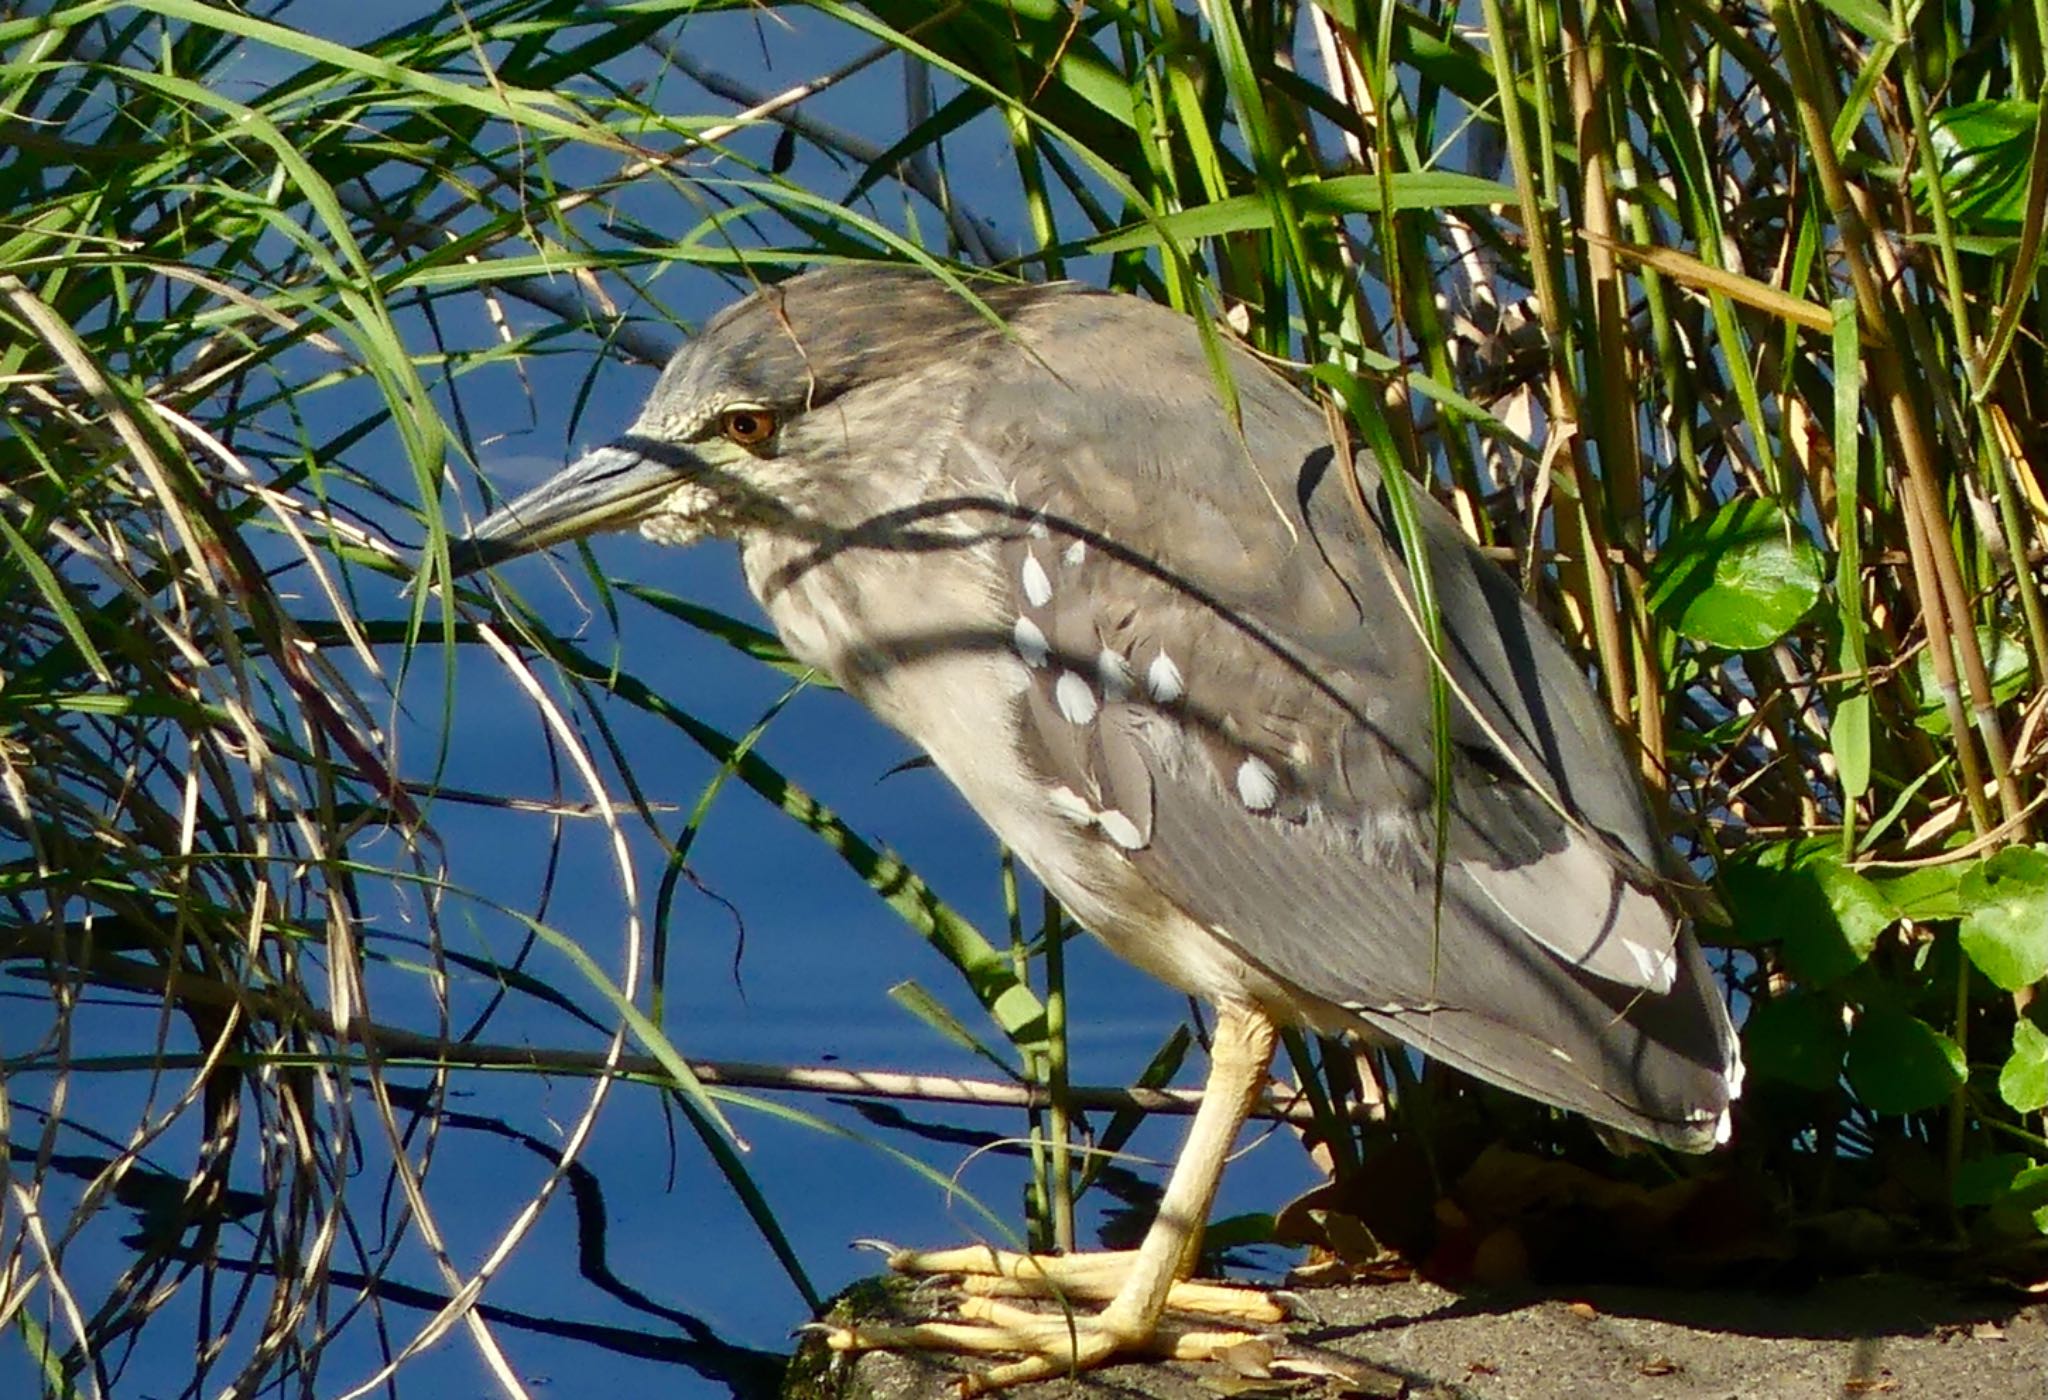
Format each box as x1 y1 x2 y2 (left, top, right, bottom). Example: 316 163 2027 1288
447 265 1040 574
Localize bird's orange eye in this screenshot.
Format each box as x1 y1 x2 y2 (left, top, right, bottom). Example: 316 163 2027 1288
721 408 778 448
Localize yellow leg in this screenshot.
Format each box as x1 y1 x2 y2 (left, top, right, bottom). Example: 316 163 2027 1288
828 1004 1281 1392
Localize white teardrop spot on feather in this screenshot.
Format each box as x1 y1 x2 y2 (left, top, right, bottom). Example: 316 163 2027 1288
1012 615 1050 669
1097 809 1145 849
1146 651 1184 704
1021 555 1053 607
1055 672 1098 725
1047 785 1094 826
1062 539 1087 567
1096 647 1133 702
1236 756 1278 811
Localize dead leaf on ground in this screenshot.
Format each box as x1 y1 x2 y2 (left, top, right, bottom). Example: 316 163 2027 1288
1218 1338 1276 1377
1270 1351 1406 1397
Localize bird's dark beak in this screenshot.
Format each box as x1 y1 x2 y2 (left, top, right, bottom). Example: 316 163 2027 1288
447 438 698 576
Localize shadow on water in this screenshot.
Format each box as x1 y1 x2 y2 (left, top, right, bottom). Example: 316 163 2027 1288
10 1088 788 1400
187 1252 788 1399
369 1081 793 1399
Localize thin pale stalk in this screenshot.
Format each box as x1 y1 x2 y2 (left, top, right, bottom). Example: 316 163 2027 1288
1479 0 1627 727
1040 889 1074 1256
1561 0 1659 780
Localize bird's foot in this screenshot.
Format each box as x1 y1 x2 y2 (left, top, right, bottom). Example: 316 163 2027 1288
825 1295 1264 1395
822 1246 1283 1394
880 1244 1284 1322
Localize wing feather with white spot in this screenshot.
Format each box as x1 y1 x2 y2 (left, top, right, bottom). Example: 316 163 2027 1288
957 295 1737 1148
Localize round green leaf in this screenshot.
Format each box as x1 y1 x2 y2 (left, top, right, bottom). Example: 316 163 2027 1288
1953 1152 2037 1208
1647 499 1823 651
1724 844 1895 984
1959 845 2048 992
1965 1157 2048 1239
2001 1019 2048 1115
1799 861 1896 983
1743 992 1847 1091
1845 1009 1965 1115
1867 861 1974 922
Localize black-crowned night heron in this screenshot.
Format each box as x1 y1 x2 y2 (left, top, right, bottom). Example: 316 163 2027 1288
451 266 1740 1389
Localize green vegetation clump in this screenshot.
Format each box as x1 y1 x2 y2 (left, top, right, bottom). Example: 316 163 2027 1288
4 1 2048 1392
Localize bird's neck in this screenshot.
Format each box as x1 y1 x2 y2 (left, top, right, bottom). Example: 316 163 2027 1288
736 499 1015 702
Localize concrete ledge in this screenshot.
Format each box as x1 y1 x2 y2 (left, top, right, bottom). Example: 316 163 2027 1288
790 1273 2048 1399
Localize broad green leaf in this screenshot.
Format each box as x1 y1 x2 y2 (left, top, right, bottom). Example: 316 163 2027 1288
1915 628 2031 734
1958 846 2048 991
1646 499 1823 650
1790 860 1895 983
1845 1009 1965 1114
1958 1155 2048 1240
1984 1163 2048 1239
1722 842 1894 983
1953 1152 2037 1208
1924 99 2040 228
1866 860 1975 922
1743 992 1847 1091
2001 1019 2048 1114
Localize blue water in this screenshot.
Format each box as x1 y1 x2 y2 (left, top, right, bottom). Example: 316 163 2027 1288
0 7 1324 1396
